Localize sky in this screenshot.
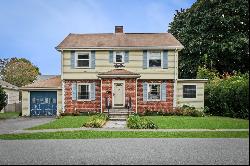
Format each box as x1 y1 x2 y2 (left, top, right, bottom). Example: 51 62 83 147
0 0 195 75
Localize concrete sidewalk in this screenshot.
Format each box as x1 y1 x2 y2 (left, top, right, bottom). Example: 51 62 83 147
8 127 249 134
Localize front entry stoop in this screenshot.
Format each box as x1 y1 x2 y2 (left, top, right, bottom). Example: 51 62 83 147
104 108 133 121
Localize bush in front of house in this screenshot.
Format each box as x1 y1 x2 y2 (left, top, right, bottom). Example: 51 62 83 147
204 73 249 119
141 105 205 117
0 85 7 111
127 115 158 129
83 114 108 128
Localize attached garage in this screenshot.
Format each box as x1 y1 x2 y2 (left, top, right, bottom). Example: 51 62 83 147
21 76 62 117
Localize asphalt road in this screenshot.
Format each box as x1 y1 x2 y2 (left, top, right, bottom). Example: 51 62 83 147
0 138 248 165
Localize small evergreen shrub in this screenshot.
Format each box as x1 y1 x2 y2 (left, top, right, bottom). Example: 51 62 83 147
127 115 158 129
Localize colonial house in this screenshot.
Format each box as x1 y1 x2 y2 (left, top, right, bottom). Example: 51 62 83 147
21 26 207 118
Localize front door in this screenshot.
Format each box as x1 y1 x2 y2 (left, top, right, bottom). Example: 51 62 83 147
113 81 125 107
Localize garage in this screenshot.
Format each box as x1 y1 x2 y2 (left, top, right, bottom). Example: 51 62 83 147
30 91 57 116
21 76 62 117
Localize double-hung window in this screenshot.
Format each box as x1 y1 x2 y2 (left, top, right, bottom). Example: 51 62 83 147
76 52 90 68
183 85 196 98
77 84 90 100
114 51 124 63
148 83 161 100
148 51 162 68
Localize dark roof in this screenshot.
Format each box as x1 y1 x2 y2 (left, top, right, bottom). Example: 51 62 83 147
21 76 61 89
0 79 19 90
56 33 183 49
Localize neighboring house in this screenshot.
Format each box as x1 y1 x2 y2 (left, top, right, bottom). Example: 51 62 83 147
21 26 207 117
0 79 19 112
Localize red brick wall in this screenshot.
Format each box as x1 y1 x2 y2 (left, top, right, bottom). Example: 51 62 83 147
101 78 136 112
64 80 101 113
137 80 174 114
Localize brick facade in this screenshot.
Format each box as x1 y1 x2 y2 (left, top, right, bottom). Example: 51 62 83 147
64 80 101 113
137 80 174 114
64 79 173 114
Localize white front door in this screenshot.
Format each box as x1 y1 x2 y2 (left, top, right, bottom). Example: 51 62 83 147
113 81 125 107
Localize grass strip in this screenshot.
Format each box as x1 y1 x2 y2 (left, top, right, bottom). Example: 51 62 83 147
0 131 248 140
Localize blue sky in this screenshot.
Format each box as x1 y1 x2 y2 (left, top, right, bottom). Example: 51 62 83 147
0 0 195 75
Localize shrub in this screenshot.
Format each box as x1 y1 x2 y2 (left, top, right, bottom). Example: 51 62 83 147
83 114 108 128
205 73 249 119
127 115 158 129
0 85 7 111
196 66 220 81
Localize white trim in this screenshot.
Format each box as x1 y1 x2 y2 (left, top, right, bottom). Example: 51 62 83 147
147 83 161 101
182 84 197 99
135 78 138 114
75 52 91 68
113 51 125 64
77 83 91 101
112 80 125 108
147 50 163 68
173 49 178 108
100 79 103 113
62 81 65 113
177 79 208 83
56 46 184 51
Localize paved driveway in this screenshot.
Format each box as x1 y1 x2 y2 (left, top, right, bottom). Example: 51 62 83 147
0 138 248 165
0 117 55 134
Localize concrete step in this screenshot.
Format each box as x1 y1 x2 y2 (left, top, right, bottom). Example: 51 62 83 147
108 114 128 119
109 117 127 121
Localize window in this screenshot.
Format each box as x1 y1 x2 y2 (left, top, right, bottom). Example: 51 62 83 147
183 85 196 98
148 84 161 100
78 84 90 100
148 51 162 68
76 52 90 68
114 51 124 63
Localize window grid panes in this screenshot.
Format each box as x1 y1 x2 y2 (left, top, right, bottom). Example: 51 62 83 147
78 85 90 100
148 51 161 68
148 84 161 100
77 53 90 67
183 85 196 98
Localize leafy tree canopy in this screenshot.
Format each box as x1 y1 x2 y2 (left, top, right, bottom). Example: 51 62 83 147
169 0 249 78
0 58 40 87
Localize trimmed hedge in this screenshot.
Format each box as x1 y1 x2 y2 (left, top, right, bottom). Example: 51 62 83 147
205 74 249 119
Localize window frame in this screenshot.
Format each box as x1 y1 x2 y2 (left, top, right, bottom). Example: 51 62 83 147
183 84 197 98
147 83 161 101
147 51 163 68
75 52 91 68
113 51 125 64
77 83 91 101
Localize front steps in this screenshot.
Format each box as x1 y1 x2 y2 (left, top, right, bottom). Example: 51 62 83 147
104 108 133 121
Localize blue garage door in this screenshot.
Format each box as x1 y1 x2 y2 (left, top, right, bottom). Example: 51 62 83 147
30 91 57 116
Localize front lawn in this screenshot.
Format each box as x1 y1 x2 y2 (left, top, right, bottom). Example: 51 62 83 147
0 112 20 120
27 116 91 130
146 116 249 129
0 130 248 140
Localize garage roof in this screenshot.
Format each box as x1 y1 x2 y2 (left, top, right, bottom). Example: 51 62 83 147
21 76 62 90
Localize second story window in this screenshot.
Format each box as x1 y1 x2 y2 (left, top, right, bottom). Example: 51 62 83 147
148 51 162 68
76 52 90 68
114 51 124 63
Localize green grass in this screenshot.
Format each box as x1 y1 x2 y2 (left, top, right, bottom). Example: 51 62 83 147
146 116 249 129
0 130 248 140
27 116 91 130
0 112 20 120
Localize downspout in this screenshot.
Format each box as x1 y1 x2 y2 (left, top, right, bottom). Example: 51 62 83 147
100 78 103 113
173 48 178 108
135 78 138 114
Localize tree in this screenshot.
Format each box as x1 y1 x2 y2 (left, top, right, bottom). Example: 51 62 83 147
0 58 40 87
0 85 7 111
169 0 249 78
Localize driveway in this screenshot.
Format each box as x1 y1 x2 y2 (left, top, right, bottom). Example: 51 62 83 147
0 117 55 134
0 138 248 165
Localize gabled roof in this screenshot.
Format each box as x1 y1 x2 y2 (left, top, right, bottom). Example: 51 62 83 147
21 76 62 90
56 33 184 50
0 79 19 90
36 75 59 81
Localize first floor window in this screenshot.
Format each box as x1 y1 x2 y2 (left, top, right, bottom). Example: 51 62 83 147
76 52 90 68
148 51 161 68
183 85 196 98
148 84 161 100
78 84 90 100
